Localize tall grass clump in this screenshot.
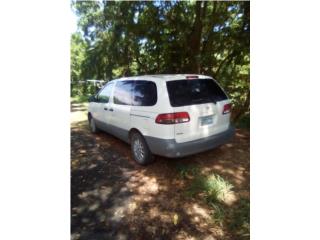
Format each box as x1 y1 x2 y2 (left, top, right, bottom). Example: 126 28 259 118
187 173 233 204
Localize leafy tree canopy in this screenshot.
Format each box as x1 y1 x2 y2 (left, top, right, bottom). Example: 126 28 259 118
71 0 250 123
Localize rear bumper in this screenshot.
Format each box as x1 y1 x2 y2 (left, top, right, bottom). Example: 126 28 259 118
145 126 235 158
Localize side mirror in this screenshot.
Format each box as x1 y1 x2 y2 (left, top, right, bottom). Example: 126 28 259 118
88 95 96 102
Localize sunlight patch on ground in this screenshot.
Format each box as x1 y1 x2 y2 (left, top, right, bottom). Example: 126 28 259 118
127 202 137 213
71 103 88 124
137 177 159 194
174 231 196 240
223 191 237 206
191 203 211 220
100 186 113 201
125 171 160 196
235 132 248 138
149 206 160 218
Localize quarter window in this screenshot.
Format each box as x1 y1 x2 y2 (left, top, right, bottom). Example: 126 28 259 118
132 81 157 106
97 82 114 103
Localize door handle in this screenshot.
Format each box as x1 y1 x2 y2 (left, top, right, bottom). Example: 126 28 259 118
109 108 114 112
104 107 108 111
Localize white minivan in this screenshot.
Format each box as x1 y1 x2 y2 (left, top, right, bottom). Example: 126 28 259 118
88 74 234 165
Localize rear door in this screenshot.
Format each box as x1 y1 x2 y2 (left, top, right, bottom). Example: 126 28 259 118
166 78 231 143
131 80 159 136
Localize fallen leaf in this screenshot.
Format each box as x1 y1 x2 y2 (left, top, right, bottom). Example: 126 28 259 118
173 213 179 225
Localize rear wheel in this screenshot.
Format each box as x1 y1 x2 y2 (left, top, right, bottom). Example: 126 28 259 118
130 132 154 165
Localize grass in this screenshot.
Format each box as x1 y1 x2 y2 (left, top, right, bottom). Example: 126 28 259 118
186 173 233 227
186 173 233 204
227 198 250 239
204 174 233 203
175 163 200 179
210 202 226 226
183 170 249 238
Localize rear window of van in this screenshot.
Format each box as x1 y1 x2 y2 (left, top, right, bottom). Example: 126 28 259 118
166 79 228 107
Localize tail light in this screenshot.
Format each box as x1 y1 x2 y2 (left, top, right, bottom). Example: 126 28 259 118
155 112 190 124
223 103 231 114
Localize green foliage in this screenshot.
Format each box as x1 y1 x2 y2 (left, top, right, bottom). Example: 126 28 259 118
205 174 234 203
71 95 89 104
210 202 226 226
175 163 200 179
227 198 250 239
236 112 250 129
71 81 99 97
71 1 250 123
187 173 233 204
71 32 87 82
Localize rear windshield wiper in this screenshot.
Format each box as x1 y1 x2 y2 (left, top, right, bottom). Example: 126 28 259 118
192 97 216 104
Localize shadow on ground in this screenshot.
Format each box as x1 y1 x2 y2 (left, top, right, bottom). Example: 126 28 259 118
71 120 250 240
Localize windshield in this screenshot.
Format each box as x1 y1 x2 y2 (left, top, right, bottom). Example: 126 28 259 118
166 79 228 107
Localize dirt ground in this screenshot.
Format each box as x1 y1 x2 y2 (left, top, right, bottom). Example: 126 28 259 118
71 102 250 240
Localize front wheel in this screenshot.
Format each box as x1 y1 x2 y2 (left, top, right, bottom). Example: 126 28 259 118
130 132 154 165
89 116 99 133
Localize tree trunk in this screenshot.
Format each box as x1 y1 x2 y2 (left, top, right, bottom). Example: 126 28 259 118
187 1 207 73
200 1 217 74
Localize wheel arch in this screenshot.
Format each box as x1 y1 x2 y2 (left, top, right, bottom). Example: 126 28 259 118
128 128 144 142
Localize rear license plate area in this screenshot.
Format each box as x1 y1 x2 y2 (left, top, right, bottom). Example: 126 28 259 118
200 115 214 126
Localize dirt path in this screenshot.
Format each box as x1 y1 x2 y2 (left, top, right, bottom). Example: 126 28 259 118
71 103 250 240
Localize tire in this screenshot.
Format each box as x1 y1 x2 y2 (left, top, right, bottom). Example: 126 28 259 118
130 132 154 165
89 116 99 133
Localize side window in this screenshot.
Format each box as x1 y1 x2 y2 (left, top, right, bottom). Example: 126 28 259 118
132 81 157 106
97 82 114 103
113 81 134 105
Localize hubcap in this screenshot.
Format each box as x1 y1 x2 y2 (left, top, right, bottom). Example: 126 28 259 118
133 138 144 162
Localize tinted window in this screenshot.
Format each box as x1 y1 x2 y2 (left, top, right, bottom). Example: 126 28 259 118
166 79 228 107
132 81 157 106
97 82 114 103
113 81 134 105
